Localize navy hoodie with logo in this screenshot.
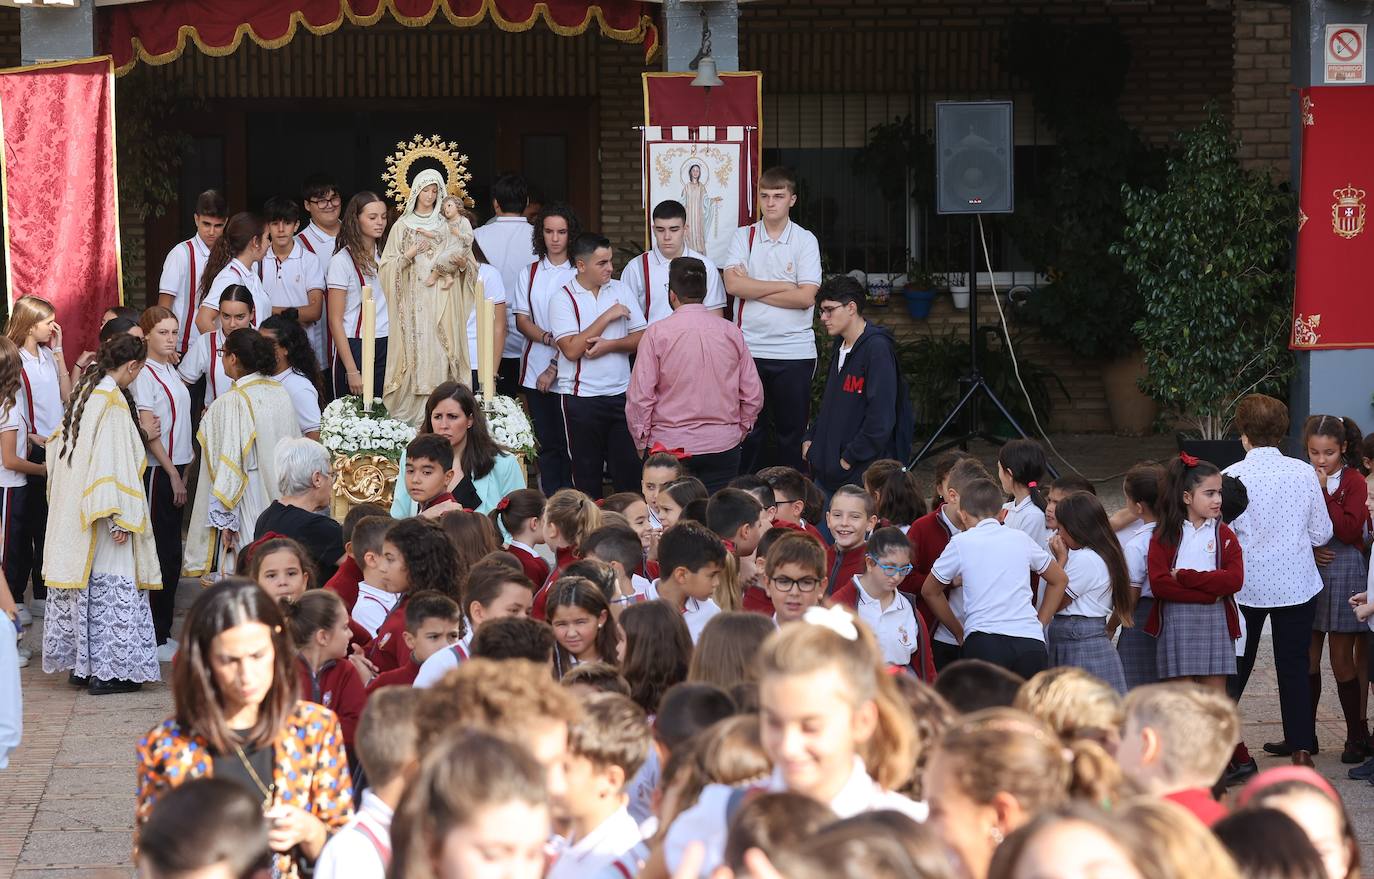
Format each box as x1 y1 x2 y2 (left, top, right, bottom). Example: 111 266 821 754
804 322 914 491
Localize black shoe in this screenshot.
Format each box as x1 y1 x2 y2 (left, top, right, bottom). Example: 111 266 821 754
1347 756 1374 780
67 673 89 687
1223 758 1259 787
1342 740 1366 764
1263 739 1319 757
87 677 141 695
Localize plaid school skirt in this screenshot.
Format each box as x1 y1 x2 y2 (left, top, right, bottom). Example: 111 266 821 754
1313 540 1367 634
1157 601 1235 679
1117 596 1159 690
1048 615 1127 694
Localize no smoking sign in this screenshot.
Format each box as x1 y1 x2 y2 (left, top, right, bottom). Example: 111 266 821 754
1326 24 1367 83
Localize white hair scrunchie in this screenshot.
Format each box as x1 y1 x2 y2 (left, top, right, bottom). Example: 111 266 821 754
802 605 858 641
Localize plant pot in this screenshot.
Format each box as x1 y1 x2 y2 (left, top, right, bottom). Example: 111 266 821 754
902 287 937 319
951 290 970 309
1176 435 1247 471
1101 349 1158 436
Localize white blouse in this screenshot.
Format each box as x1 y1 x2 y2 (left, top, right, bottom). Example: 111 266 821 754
1224 447 1332 608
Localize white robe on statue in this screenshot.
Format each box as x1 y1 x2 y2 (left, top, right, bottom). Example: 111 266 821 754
183 373 302 578
41 376 161 682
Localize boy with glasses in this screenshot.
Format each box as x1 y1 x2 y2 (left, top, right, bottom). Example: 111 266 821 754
297 174 343 381
762 530 827 626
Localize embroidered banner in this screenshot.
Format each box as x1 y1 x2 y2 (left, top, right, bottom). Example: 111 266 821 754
641 72 762 259
102 0 659 73
1292 86 1374 349
0 57 121 358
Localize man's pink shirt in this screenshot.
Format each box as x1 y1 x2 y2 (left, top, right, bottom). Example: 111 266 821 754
626 303 763 455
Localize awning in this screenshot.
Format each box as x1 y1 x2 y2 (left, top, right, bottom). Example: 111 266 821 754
100 0 660 74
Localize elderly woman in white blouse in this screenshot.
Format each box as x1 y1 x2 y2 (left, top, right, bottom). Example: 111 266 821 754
1224 394 1333 769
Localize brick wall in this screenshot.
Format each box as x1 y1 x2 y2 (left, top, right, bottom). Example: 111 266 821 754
595 39 650 255
1233 1 1292 176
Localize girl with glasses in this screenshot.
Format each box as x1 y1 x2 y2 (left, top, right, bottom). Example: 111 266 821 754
832 526 934 679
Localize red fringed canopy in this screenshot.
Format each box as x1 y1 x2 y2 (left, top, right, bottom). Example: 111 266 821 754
101 0 660 73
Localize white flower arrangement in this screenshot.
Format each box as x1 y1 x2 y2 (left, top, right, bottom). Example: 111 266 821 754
482 394 536 459
320 396 417 461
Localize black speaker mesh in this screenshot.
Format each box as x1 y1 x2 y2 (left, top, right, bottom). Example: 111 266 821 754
935 101 1014 215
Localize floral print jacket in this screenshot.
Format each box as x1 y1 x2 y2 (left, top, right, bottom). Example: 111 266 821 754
135 700 353 874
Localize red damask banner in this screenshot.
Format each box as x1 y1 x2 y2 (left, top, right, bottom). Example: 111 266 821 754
1292 86 1374 349
0 57 121 358
101 0 659 72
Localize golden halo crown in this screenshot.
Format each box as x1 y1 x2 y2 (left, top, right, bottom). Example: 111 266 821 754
1333 183 1365 205
383 134 475 211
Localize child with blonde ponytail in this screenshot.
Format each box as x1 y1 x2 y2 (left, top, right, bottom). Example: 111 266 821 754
655 605 922 877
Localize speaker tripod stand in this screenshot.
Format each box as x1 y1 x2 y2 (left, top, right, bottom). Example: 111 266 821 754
906 217 1048 472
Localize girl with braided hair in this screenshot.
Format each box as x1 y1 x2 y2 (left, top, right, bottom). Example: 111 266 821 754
42 333 161 695
183 329 302 582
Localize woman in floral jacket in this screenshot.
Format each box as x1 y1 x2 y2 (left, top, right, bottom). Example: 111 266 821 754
136 579 352 877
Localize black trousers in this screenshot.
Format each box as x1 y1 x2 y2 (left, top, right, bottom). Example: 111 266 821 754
686 445 742 494
1231 598 1319 751
931 640 963 672
562 393 640 500
332 337 389 400
144 466 185 645
526 387 572 495
9 445 46 601
741 357 815 473
498 357 523 400
963 632 1049 679
0 484 27 604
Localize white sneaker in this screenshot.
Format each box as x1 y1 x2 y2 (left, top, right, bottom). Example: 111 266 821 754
16 645 31 660
16 607 31 627
156 640 178 663
15 652 28 668
29 599 44 619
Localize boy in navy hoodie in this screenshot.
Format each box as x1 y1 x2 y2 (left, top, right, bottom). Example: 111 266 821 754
802 275 912 492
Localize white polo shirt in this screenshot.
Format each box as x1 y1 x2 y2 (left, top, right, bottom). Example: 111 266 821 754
512 257 575 389
1003 495 1050 550
642 579 720 643
205 258 273 329
272 369 322 435
724 219 822 360
549 278 647 398
467 263 507 360
619 246 726 324
473 216 535 360
1174 517 1221 572
1122 521 1156 599
1061 547 1114 619
326 249 390 339
259 242 327 367
296 223 337 279
158 235 213 354
931 518 1053 642
177 329 233 407
0 403 27 489
547 806 646 879
852 576 919 666
352 581 399 638
18 346 63 439
133 358 193 466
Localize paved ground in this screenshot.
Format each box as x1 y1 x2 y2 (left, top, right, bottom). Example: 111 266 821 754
3 435 1373 875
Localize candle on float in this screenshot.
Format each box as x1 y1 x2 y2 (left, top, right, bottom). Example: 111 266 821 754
477 293 496 400
361 285 376 410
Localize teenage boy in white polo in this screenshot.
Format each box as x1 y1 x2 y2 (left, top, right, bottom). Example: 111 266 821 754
513 203 579 494
620 199 725 324
158 189 227 358
549 233 647 500
474 173 535 397
724 166 823 472
259 196 326 364
296 173 343 384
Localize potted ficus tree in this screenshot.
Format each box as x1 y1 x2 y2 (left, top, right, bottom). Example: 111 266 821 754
1113 108 1294 468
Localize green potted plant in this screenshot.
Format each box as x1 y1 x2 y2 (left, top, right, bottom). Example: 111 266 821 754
901 258 941 319
1113 108 1294 467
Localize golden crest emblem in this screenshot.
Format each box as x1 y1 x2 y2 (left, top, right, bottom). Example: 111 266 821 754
1332 183 1366 239
1293 313 1322 348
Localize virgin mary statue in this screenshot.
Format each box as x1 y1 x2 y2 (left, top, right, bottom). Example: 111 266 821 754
380 168 475 425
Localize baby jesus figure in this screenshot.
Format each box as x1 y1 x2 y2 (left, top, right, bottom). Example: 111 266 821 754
423 196 480 288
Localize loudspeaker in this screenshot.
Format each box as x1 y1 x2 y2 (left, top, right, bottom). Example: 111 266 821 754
935 101 1014 215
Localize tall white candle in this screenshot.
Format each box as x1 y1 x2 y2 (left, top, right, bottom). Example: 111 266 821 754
361 285 376 410
478 294 495 400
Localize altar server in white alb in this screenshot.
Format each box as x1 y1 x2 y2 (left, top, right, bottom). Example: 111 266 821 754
194 212 273 338
619 199 725 324
156 189 227 358
182 329 301 581
42 334 162 696
723 166 822 473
